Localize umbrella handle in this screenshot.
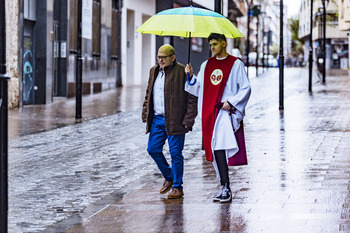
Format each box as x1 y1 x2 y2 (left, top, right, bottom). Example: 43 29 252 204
186 32 196 85
187 72 196 86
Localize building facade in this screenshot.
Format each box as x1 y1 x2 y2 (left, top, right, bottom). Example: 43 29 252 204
338 0 350 68
299 0 349 69
234 0 283 66
5 0 20 109
5 0 155 109
19 0 121 106
5 0 250 109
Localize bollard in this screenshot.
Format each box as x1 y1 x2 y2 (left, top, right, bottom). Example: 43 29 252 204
0 0 9 231
0 72 9 233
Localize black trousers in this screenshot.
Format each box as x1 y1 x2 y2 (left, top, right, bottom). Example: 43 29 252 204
214 150 229 186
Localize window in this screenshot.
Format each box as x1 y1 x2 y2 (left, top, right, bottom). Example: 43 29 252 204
112 0 118 9
340 0 344 19
111 0 120 58
92 0 101 56
69 0 78 52
69 0 101 55
24 0 37 21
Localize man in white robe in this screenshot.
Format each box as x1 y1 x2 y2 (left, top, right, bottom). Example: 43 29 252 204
185 33 251 202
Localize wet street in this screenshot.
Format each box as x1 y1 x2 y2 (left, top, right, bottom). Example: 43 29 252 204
8 67 350 232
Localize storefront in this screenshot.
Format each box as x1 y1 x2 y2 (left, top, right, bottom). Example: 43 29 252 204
331 38 348 69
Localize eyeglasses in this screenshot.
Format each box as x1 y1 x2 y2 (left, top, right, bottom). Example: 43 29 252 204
156 55 173 60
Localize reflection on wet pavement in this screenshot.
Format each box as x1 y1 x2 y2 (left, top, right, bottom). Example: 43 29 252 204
8 68 350 232
8 86 146 139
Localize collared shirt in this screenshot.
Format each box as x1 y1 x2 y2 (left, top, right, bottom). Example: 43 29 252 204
153 68 165 116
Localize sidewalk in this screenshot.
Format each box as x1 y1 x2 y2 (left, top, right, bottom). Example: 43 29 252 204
8 85 147 139
8 68 350 232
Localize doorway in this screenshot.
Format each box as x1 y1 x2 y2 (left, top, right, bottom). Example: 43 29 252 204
127 9 135 86
23 21 35 105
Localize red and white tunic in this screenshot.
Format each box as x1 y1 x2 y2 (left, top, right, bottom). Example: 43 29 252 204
185 55 251 177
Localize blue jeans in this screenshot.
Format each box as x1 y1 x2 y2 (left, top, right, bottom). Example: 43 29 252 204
147 115 185 190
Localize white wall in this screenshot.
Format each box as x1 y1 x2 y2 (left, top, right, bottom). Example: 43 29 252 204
193 0 228 15
122 0 155 86
141 15 154 86
5 0 20 108
126 9 135 86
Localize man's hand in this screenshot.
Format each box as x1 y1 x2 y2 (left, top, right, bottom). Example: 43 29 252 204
221 101 232 111
184 125 192 131
185 64 193 78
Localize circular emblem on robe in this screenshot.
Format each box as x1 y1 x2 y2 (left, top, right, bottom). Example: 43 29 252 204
210 69 223 85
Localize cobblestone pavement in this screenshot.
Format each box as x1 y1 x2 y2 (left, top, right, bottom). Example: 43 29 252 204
8 68 350 232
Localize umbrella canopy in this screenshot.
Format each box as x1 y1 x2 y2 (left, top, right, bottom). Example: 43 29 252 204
136 6 244 39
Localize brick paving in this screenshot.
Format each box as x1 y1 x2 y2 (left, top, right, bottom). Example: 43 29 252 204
8 68 350 232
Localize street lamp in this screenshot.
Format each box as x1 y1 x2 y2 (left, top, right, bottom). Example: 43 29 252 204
246 0 254 78
267 29 271 69
256 13 259 77
316 7 324 77
279 0 284 110
260 12 267 72
252 4 261 77
321 0 329 83
308 0 314 92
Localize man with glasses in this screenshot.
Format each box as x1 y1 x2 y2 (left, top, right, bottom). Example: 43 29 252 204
142 44 197 199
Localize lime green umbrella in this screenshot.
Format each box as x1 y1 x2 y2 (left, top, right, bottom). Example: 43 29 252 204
136 6 244 39
136 6 244 85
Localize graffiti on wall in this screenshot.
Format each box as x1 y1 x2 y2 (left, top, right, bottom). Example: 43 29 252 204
23 37 34 104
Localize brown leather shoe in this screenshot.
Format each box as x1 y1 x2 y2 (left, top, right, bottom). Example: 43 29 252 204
167 188 184 199
160 180 173 194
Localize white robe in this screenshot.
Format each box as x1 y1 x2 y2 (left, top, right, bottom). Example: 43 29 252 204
185 57 251 178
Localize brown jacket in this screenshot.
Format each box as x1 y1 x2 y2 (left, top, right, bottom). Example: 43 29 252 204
142 60 198 135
